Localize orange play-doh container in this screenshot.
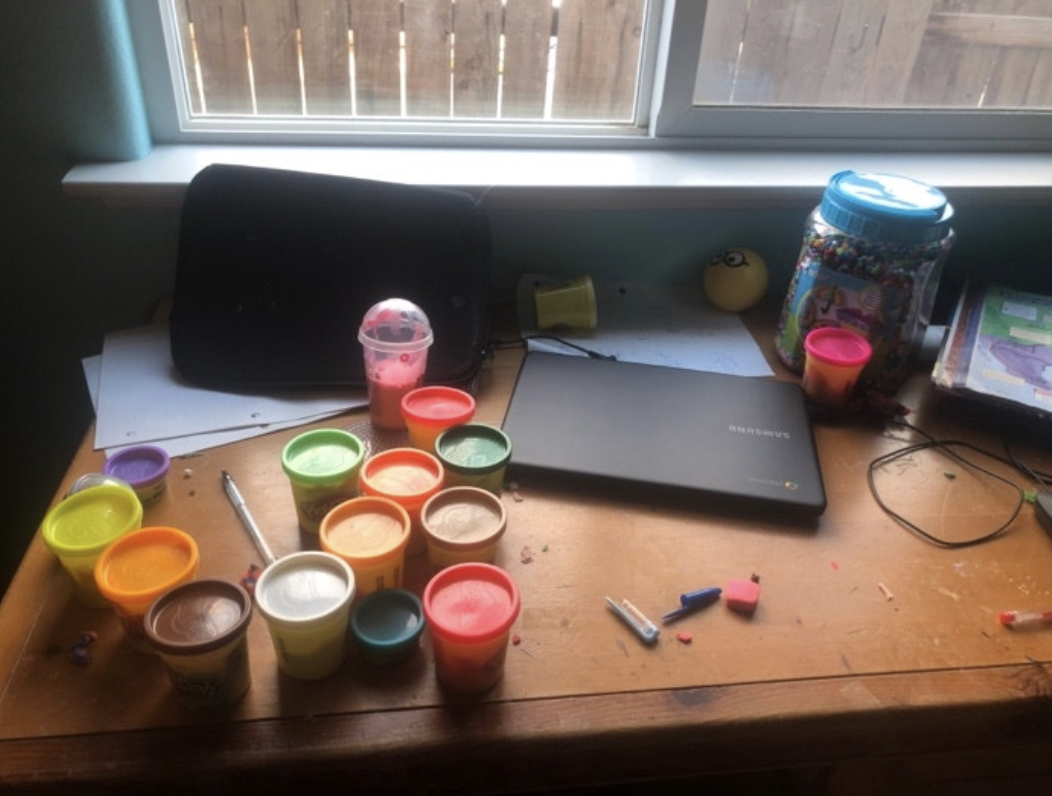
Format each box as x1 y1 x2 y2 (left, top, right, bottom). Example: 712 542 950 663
358 447 444 556
94 526 200 652
320 496 411 596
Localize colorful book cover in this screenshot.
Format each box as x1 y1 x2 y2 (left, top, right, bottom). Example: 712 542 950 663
934 283 1052 419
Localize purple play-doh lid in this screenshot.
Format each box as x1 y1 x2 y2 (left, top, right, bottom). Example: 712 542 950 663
102 444 170 505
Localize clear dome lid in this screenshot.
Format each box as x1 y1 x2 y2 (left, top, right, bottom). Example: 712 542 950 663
358 298 433 352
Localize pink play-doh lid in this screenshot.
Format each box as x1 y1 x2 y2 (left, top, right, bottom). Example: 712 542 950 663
804 327 872 368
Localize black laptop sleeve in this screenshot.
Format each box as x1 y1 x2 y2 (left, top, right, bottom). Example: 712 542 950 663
169 164 490 390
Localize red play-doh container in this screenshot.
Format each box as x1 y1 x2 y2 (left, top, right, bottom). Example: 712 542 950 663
423 562 520 692
400 386 476 453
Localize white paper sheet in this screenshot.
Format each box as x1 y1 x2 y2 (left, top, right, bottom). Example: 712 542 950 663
86 325 366 457
517 277 774 377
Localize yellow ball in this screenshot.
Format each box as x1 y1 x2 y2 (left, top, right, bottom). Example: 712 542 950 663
703 247 769 312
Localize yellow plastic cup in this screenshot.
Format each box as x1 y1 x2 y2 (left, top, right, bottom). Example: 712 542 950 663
254 551 357 680
282 429 365 534
421 487 507 572
40 483 143 607
144 579 254 711
803 327 873 409
319 496 411 596
533 275 597 330
423 563 520 692
94 526 200 653
358 447 445 556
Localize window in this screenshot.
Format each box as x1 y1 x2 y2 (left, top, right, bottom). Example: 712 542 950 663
168 0 646 124
655 0 1052 148
134 0 1052 149
150 0 652 140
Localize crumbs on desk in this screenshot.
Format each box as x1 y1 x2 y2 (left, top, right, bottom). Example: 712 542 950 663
241 563 263 595
182 468 197 496
508 481 525 502
877 582 894 601
68 631 98 666
675 631 693 644
520 546 534 564
512 633 522 645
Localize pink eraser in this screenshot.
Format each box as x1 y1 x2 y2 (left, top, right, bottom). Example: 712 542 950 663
725 578 760 615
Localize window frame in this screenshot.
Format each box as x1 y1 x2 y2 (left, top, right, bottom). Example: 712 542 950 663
653 0 1052 152
128 0 1052 153
131 0 665 148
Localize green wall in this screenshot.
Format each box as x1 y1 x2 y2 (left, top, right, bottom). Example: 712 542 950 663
2 3 1050 595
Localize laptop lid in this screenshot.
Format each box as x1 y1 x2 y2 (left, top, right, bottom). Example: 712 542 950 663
501 352 826 517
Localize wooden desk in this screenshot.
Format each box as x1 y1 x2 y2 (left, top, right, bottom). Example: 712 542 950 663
3 310 1052 795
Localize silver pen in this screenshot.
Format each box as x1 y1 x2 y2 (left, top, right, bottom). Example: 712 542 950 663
221 470 277 566
605 596 660 645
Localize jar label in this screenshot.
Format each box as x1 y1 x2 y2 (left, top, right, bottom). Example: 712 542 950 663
778 258 910 367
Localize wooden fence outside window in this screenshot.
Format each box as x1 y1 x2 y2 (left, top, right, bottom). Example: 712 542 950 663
697 0 1052 110
172 0 1052 125
175 0 645 121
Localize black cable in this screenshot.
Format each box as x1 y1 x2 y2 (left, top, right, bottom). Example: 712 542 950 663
1005 439 1052 491
867 418 1028 549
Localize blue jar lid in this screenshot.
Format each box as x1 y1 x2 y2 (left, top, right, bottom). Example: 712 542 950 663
819 171 953 244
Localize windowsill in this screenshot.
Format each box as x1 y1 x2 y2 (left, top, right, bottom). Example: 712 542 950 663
63 144 1052 210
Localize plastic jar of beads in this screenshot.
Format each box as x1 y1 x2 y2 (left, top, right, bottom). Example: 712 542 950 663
774 171 955 407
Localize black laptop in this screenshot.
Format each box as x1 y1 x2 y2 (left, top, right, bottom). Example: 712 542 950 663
501 352 826 517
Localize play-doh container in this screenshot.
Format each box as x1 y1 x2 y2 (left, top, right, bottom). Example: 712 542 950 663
94 526 200 652
40 483 143 607
434 424 512 495
282 429 365 534
253 551 356 680
358 447 444 555
350 588 426 665
319 496 411 596
421 487 507 571
102 444 170 506
144 579 254 710
400 386 476 453
423 562 520 692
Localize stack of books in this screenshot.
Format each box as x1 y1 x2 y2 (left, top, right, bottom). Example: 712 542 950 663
933 283 1052 421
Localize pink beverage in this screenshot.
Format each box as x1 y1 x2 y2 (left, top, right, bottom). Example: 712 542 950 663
358 299 434 430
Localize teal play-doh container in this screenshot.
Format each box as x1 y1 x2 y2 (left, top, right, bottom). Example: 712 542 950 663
434 424 512 495
350 588 425 665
